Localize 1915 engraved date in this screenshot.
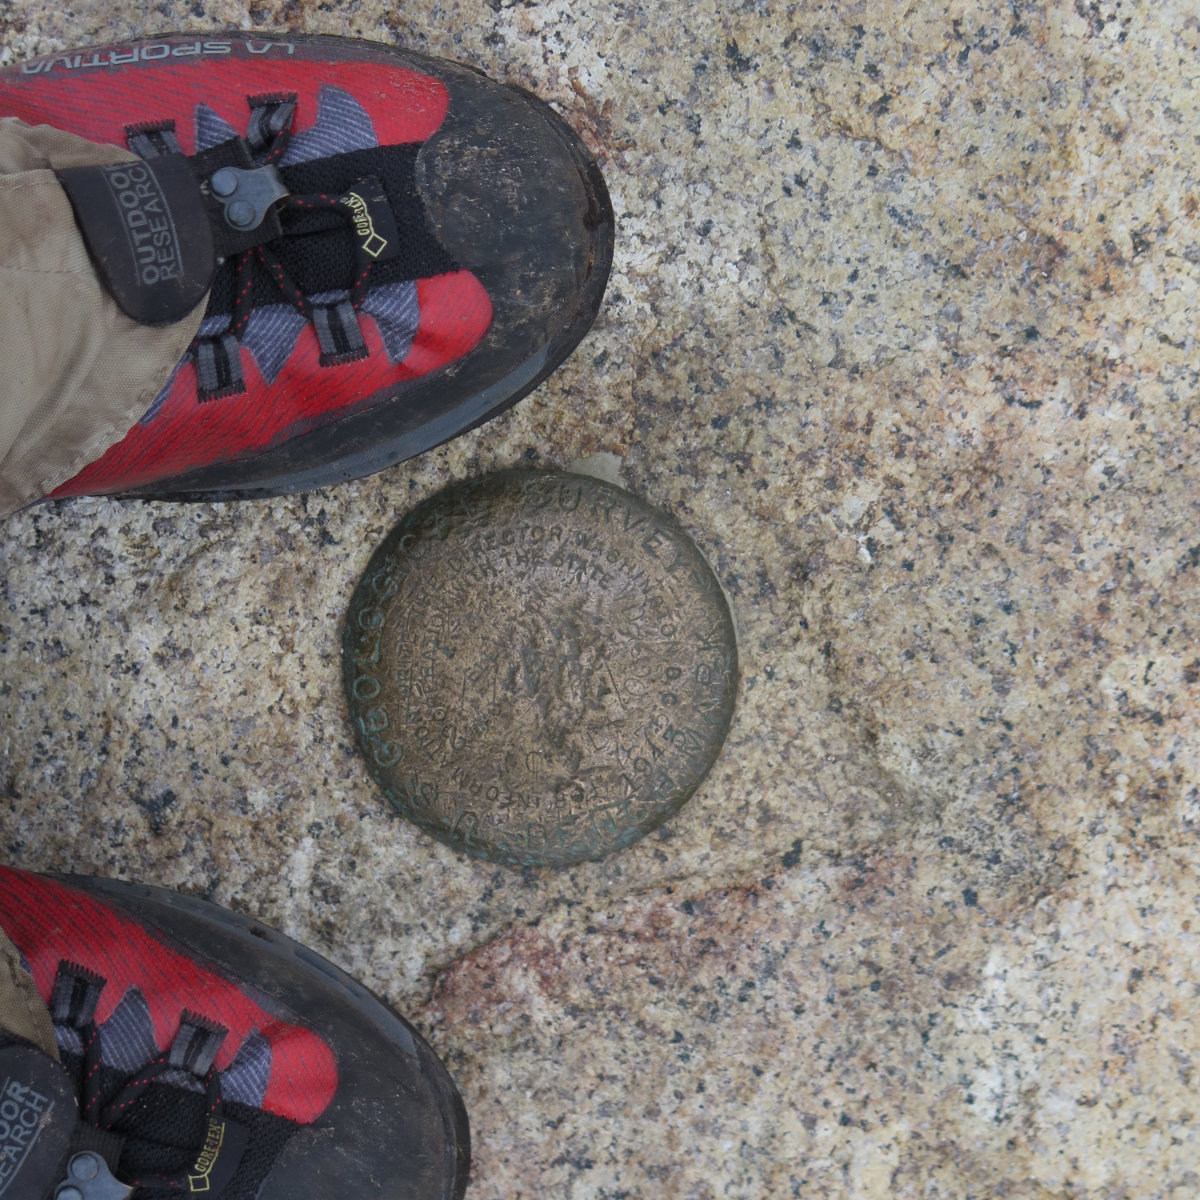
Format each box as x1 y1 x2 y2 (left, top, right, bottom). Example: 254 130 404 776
343 470 738 867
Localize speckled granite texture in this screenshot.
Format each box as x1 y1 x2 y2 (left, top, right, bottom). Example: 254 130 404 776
2 2 1198 1196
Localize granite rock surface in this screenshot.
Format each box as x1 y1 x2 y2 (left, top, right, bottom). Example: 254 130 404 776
2 1 1199 1197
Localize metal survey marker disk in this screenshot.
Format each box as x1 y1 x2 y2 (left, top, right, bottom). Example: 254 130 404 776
343 469 738 868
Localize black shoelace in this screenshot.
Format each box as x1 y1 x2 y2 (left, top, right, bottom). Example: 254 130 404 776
53 961 229 1195
130 94 374 377
224 115 373 344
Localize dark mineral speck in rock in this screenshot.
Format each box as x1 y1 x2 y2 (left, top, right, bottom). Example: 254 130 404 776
342 469 739 868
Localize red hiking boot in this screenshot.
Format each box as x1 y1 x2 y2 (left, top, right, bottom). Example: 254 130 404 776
0 34 612 500
0 866 468 1199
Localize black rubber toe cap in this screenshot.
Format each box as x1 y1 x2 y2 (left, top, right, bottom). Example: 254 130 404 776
416 66 613 374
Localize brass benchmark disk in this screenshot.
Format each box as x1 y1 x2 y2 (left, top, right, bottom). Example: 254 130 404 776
343 470 738 867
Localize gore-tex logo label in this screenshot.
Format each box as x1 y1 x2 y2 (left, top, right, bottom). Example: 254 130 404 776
0 1077 54 1193
186 1116 249 1195
342 191 389 259
101 162 183 287
337 178 401 265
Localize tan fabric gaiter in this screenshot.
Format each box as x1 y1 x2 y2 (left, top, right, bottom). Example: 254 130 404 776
0 119 206 519
0 923 57 1058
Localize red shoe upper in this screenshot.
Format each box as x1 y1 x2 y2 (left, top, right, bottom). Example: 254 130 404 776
0 866 337 1125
